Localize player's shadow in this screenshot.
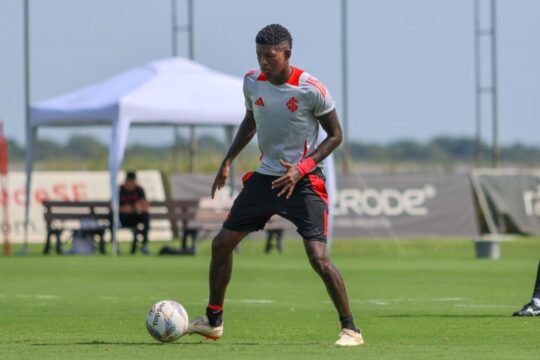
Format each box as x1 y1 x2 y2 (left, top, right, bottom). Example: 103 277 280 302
31 340 322 347
31 341 203 347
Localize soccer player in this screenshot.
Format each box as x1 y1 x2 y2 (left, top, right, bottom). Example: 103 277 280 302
512 259 540 316
187 24 363 346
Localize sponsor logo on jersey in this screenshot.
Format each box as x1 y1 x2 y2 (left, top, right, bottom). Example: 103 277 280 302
286 96 298 112
254 97 265 107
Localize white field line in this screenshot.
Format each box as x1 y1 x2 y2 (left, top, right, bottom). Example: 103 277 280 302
97 297 205 307
3 294 204 303
15 294 58 299
345 298 514 309
226 299 275 304
1 293 514 309
454 304 514 308
345 297 468 306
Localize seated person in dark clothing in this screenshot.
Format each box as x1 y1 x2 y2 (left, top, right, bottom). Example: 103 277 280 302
119 171 150 254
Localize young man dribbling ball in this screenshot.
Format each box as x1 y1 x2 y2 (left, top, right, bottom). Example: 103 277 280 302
187 24 364 346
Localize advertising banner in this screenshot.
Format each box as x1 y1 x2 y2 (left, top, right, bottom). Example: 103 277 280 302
2 171 165 243
333 173 479 238
472 169 540 235
171 173 479 238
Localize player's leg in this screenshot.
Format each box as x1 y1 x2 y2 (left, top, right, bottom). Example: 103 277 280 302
513 259 540 316
278 169 363 345
188 172 274 339
188 229 248 339
208 228 250 318
303 239 363 346
534 259 540 300
303 240 351 318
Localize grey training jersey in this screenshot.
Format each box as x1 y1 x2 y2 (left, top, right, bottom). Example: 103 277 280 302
243 67 336 176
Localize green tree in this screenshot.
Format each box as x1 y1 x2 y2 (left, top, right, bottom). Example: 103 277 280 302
6 139 24 162
64 135 107 159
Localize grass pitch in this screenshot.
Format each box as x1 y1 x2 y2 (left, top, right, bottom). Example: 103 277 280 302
1 237 539 360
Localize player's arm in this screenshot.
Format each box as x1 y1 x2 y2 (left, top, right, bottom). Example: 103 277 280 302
307 109 343 164
272 109 342 199
211 110 257 198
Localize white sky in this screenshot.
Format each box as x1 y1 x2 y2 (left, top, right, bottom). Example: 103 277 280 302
0 0 538 146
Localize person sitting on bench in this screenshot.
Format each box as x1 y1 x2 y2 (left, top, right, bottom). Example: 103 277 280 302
118 171 150 255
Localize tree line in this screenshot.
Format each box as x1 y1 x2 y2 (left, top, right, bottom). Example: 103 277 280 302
5 134 540 172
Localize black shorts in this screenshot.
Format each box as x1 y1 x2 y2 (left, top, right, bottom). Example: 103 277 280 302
223 168 329 242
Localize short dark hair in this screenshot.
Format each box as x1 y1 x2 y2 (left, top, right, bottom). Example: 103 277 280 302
255 24 292 48
126 171 137 180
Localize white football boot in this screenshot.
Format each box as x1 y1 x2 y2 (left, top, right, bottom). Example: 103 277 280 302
186 315 223 340
335 328 364 346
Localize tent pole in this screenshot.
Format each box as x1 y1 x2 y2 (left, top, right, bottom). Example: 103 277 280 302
21 0 31 256
170 0 180 172
187 0 194 59
170 0 178 57
340 0 351 175
22 128 36 256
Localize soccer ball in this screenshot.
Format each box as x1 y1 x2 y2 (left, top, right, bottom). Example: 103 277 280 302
146 300 189 343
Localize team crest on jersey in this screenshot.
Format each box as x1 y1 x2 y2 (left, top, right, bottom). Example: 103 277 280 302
286 97 298 112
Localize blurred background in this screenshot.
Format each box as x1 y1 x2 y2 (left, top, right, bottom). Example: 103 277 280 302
0 0 539 247
1 3 538 356
1 0 538 173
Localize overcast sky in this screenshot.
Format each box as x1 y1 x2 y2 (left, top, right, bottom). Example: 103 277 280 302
0 0 538 146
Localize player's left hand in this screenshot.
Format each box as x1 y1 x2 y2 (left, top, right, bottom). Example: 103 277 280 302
271 159 302 199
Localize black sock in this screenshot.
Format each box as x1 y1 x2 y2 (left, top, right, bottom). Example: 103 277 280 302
533 260 540 299
206 305 223 327
339 315 359 332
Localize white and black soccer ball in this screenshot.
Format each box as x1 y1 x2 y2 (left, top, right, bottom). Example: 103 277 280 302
146 300 189 343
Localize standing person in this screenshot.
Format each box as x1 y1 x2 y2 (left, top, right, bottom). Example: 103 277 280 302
513 259 540 316
118 171 150 255
187 24 363 346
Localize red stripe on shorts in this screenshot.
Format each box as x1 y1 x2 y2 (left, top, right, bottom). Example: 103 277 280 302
308 174 328 205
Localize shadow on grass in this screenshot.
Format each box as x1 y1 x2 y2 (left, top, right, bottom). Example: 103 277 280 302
31 340 322 347
31 341 174 347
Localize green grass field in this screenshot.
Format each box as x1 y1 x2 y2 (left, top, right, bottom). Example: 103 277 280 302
1 237 539 360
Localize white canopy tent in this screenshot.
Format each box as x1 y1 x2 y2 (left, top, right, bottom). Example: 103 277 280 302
26 57 336 254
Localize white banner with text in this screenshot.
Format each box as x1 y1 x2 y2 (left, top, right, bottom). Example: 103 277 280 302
2 171 165 243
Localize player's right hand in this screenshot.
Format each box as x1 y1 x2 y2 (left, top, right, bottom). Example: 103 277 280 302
272 159 302 199
211 162 230 199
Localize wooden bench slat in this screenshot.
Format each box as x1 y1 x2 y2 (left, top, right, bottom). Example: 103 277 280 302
42 200 203 255
42 199 286 255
